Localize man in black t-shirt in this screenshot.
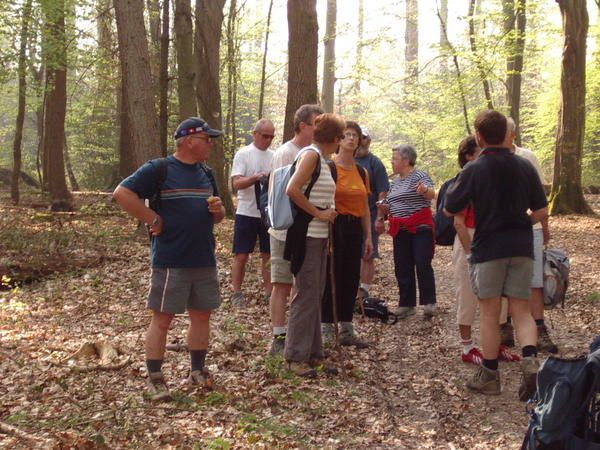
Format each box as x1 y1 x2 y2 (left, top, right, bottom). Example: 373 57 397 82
445 110 548 401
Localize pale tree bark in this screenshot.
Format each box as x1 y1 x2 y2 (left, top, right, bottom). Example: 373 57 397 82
225 0 239 158
321 0 336 113
257 0 273 119
28 17 45 191
159 0 169 155
550 0 592 214
42 0 71 210
468 0 494 110
195 0 234 216
404 0 418 83
354 0 363 92
283 0 318 142
114 0 161 169
174 0 196 119
438 0 448 72
12 0 33 205
503 0 526 145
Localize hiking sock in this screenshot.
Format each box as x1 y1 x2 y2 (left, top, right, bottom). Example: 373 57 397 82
360 283 370 293
146 359 163 374
535 319 545 327
273 326 287 337
483 359 498 371
190 349 207 372
461 339 474 354
522 345 537 358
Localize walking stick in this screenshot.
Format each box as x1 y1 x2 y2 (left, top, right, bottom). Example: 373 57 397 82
328 222 339 347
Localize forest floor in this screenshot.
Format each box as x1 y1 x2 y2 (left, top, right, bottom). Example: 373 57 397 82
0 191 599 449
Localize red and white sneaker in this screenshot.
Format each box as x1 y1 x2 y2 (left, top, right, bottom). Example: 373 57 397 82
461 347 484 365
499 345 521 362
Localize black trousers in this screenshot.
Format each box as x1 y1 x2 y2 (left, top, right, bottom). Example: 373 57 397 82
322 215 363 323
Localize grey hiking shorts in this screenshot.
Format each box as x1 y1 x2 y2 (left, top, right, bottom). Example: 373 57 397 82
147 267 221 314
469 256 533 301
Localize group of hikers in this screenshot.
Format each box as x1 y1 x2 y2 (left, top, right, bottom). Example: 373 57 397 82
113 105 557 403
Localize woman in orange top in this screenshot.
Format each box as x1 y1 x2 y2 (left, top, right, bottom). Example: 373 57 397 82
321 121 373 348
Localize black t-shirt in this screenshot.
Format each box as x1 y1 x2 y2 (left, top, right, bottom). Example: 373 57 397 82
445 147 548 263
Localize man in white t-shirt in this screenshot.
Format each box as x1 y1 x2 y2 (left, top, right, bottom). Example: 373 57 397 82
503 118 558 354
230 119 275 307
267 104 323 355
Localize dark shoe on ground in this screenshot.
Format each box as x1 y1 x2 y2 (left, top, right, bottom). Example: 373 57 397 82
518 356 540 401
391 306 416 319
466 365 501 395
231 291 246 308
268 335 286 356
500 322 515 347
461 347 484 365
423 304 437 317
339 333 369 349
286 361 317 378
537 325 559 354
498 344 521 362
309 358 339 375
146 371 172 401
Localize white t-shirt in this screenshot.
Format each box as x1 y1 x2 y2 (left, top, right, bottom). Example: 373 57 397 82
231 143 274 218
514 145 544 230
268 140 302 241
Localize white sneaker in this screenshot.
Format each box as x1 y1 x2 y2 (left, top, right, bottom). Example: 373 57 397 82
391 306 416 319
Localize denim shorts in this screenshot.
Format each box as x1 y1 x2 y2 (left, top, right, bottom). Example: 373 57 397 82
232 214 270 254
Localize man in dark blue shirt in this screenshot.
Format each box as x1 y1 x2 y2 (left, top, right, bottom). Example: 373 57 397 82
445 110 548 400
354 128 390 299
114 117 225 400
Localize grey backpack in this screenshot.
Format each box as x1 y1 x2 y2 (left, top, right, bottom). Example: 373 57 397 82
543 248 570 309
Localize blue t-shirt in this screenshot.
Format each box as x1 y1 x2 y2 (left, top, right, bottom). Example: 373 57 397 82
355 152 390 212
120 155 218 268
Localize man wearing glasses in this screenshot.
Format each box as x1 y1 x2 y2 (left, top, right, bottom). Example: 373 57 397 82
230 119 276 307
113 117 225 400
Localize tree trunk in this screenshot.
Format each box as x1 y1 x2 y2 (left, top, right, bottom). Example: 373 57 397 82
468 0 494 110
354 0 363 92
64 135 80 191
224 0 238 160
117 64 136 179
42 0 71 211
159 0 169 155
404 0 418 83
438 0 448 72
549 0 592 214
114 0 161 168
29 22 46 191
504 0 526 144
283 0 318 142
147 0 161 92
194 0 234 216
257 0 273 119
321 0 336 113
12 0 33 205
174 0 196 119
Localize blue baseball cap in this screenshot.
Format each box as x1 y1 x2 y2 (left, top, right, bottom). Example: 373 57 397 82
174 117 223 139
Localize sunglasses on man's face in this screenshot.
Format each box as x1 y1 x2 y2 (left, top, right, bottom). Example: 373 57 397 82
189 135 213 143
259 133 275 139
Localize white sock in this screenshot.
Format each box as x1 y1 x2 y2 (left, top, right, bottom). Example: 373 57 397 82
462 339 474 354
360 283 371 292
273 326 286 336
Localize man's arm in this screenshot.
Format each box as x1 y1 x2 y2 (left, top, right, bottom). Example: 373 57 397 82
113 185 163 235
232 173 266 191
453 212 471 254
530 207 548 225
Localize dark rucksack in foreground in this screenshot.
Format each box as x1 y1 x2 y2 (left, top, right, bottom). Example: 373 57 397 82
521 344 600 449
359 297 398 325
434 175 458 246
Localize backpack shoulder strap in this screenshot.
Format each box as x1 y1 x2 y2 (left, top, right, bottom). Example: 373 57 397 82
200 163 219 197
149 157 168 211
326 160 338 183
356 164 367 186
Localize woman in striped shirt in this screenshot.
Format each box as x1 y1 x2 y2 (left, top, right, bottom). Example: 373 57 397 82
377 144 436 319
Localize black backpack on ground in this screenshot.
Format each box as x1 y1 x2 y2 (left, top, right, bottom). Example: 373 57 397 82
360 297 398 325
434 175 458 246
521 341 600 449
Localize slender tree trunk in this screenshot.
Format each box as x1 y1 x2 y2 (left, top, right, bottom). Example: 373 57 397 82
29 21 45 191
174 0 196 119
195 0 233 216
114 0 161 168
42 0 71 210
225 0 238 158
354 0 363 92
147 0 161 93
550 0 592 214
117 64 136 179
12 0 33 205
468 0 494 110
64 135 80 191
159 0 169 155
283 0 318 142
439 0 448 72
257 0 273 119
321 0 336 113
404 0 418 83
437 6 471 135
504 0 526 144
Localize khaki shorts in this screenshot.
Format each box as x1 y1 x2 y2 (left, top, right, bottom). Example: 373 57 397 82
270 236 293 285
452 231 478 326
147 267 221 314
469 257 533 301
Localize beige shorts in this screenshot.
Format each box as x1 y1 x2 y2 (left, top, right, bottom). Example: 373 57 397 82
452 231 478 326
270 235 293 285
469 256 533 301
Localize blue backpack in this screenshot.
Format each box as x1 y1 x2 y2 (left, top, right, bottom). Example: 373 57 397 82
522 343 600 449
434 175 458 246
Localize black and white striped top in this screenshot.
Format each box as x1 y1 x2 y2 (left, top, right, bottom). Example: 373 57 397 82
387 170 433 218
